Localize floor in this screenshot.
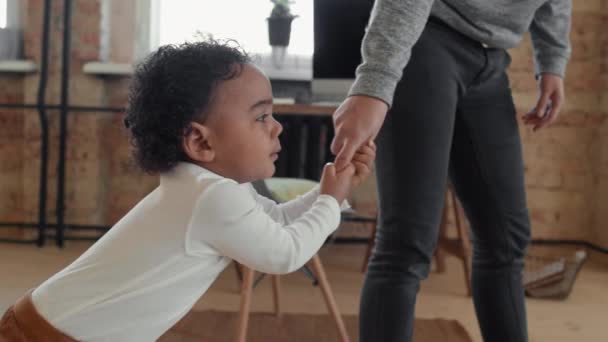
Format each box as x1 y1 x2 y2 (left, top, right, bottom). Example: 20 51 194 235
1 242 606 342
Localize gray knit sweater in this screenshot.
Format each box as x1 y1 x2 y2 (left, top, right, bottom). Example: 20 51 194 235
349 0 572 106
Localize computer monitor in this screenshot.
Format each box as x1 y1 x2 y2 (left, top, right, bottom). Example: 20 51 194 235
312 0 375 102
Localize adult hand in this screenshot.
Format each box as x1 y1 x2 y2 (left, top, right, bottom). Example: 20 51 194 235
331 95 388 171
522 73 565 131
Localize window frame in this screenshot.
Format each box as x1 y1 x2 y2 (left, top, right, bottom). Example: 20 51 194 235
139 0 312 81
2 0 20 29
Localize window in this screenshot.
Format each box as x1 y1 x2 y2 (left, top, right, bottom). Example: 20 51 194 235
1 0 18 29
100 1 312 79
0 0 7 29
151 0 313 80
157 0 313 56
0 0 23 61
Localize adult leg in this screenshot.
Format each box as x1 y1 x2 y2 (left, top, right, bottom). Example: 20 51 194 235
449 50 530 342
358 21 477 342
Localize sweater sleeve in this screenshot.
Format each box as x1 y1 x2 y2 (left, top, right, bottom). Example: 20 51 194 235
348 0 435 107
185 181 341 274
529 0 572 78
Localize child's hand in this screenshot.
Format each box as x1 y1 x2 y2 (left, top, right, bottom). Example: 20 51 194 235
320 162 355 204
351 140 376 188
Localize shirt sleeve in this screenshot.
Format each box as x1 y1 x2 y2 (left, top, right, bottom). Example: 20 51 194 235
185 180 341 274
529 0 572 78
348 0 435 107
248 184 322 225
249 184 351 225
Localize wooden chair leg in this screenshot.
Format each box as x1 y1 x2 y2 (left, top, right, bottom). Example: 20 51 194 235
234 262 244 291
435 201 450 274
309 254 350 342
235 266 255 342
362 221 377 273
450 190 472 296
271 275 281 317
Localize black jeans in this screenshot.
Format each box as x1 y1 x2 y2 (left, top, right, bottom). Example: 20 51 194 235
359 18 531 342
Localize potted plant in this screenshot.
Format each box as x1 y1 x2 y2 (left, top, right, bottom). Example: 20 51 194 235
267 0 298 47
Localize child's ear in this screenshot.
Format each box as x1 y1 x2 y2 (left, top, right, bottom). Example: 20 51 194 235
182 122 215 163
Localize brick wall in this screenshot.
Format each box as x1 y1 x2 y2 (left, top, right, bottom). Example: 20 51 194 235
21 0 104 232
0 76 25 237
351 1 608 245
0 0 606 247
506 1 608 246
0 0 157 241
591 0 608 247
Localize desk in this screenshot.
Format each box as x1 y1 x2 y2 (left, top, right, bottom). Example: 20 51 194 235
274 104 336 116
273 104 337 181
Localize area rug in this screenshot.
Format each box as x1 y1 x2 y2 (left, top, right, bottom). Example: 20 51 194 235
159 310 472 342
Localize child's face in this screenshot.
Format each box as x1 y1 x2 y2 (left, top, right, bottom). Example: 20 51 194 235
203 63 283 183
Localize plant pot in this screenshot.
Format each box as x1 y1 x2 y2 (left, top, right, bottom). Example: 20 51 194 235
267 17 295 47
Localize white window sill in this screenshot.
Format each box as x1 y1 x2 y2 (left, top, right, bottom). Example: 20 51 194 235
0 60 37 73
83 62 133 76
82 54 313 81
256 52 312 81
263 66 311 81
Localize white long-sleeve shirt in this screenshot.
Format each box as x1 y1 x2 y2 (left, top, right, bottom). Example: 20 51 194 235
31 162 342 341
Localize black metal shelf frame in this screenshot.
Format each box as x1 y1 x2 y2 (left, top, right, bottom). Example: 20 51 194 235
0 0 123 246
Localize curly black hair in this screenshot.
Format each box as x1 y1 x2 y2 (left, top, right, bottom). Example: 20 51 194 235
124 39 251 174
